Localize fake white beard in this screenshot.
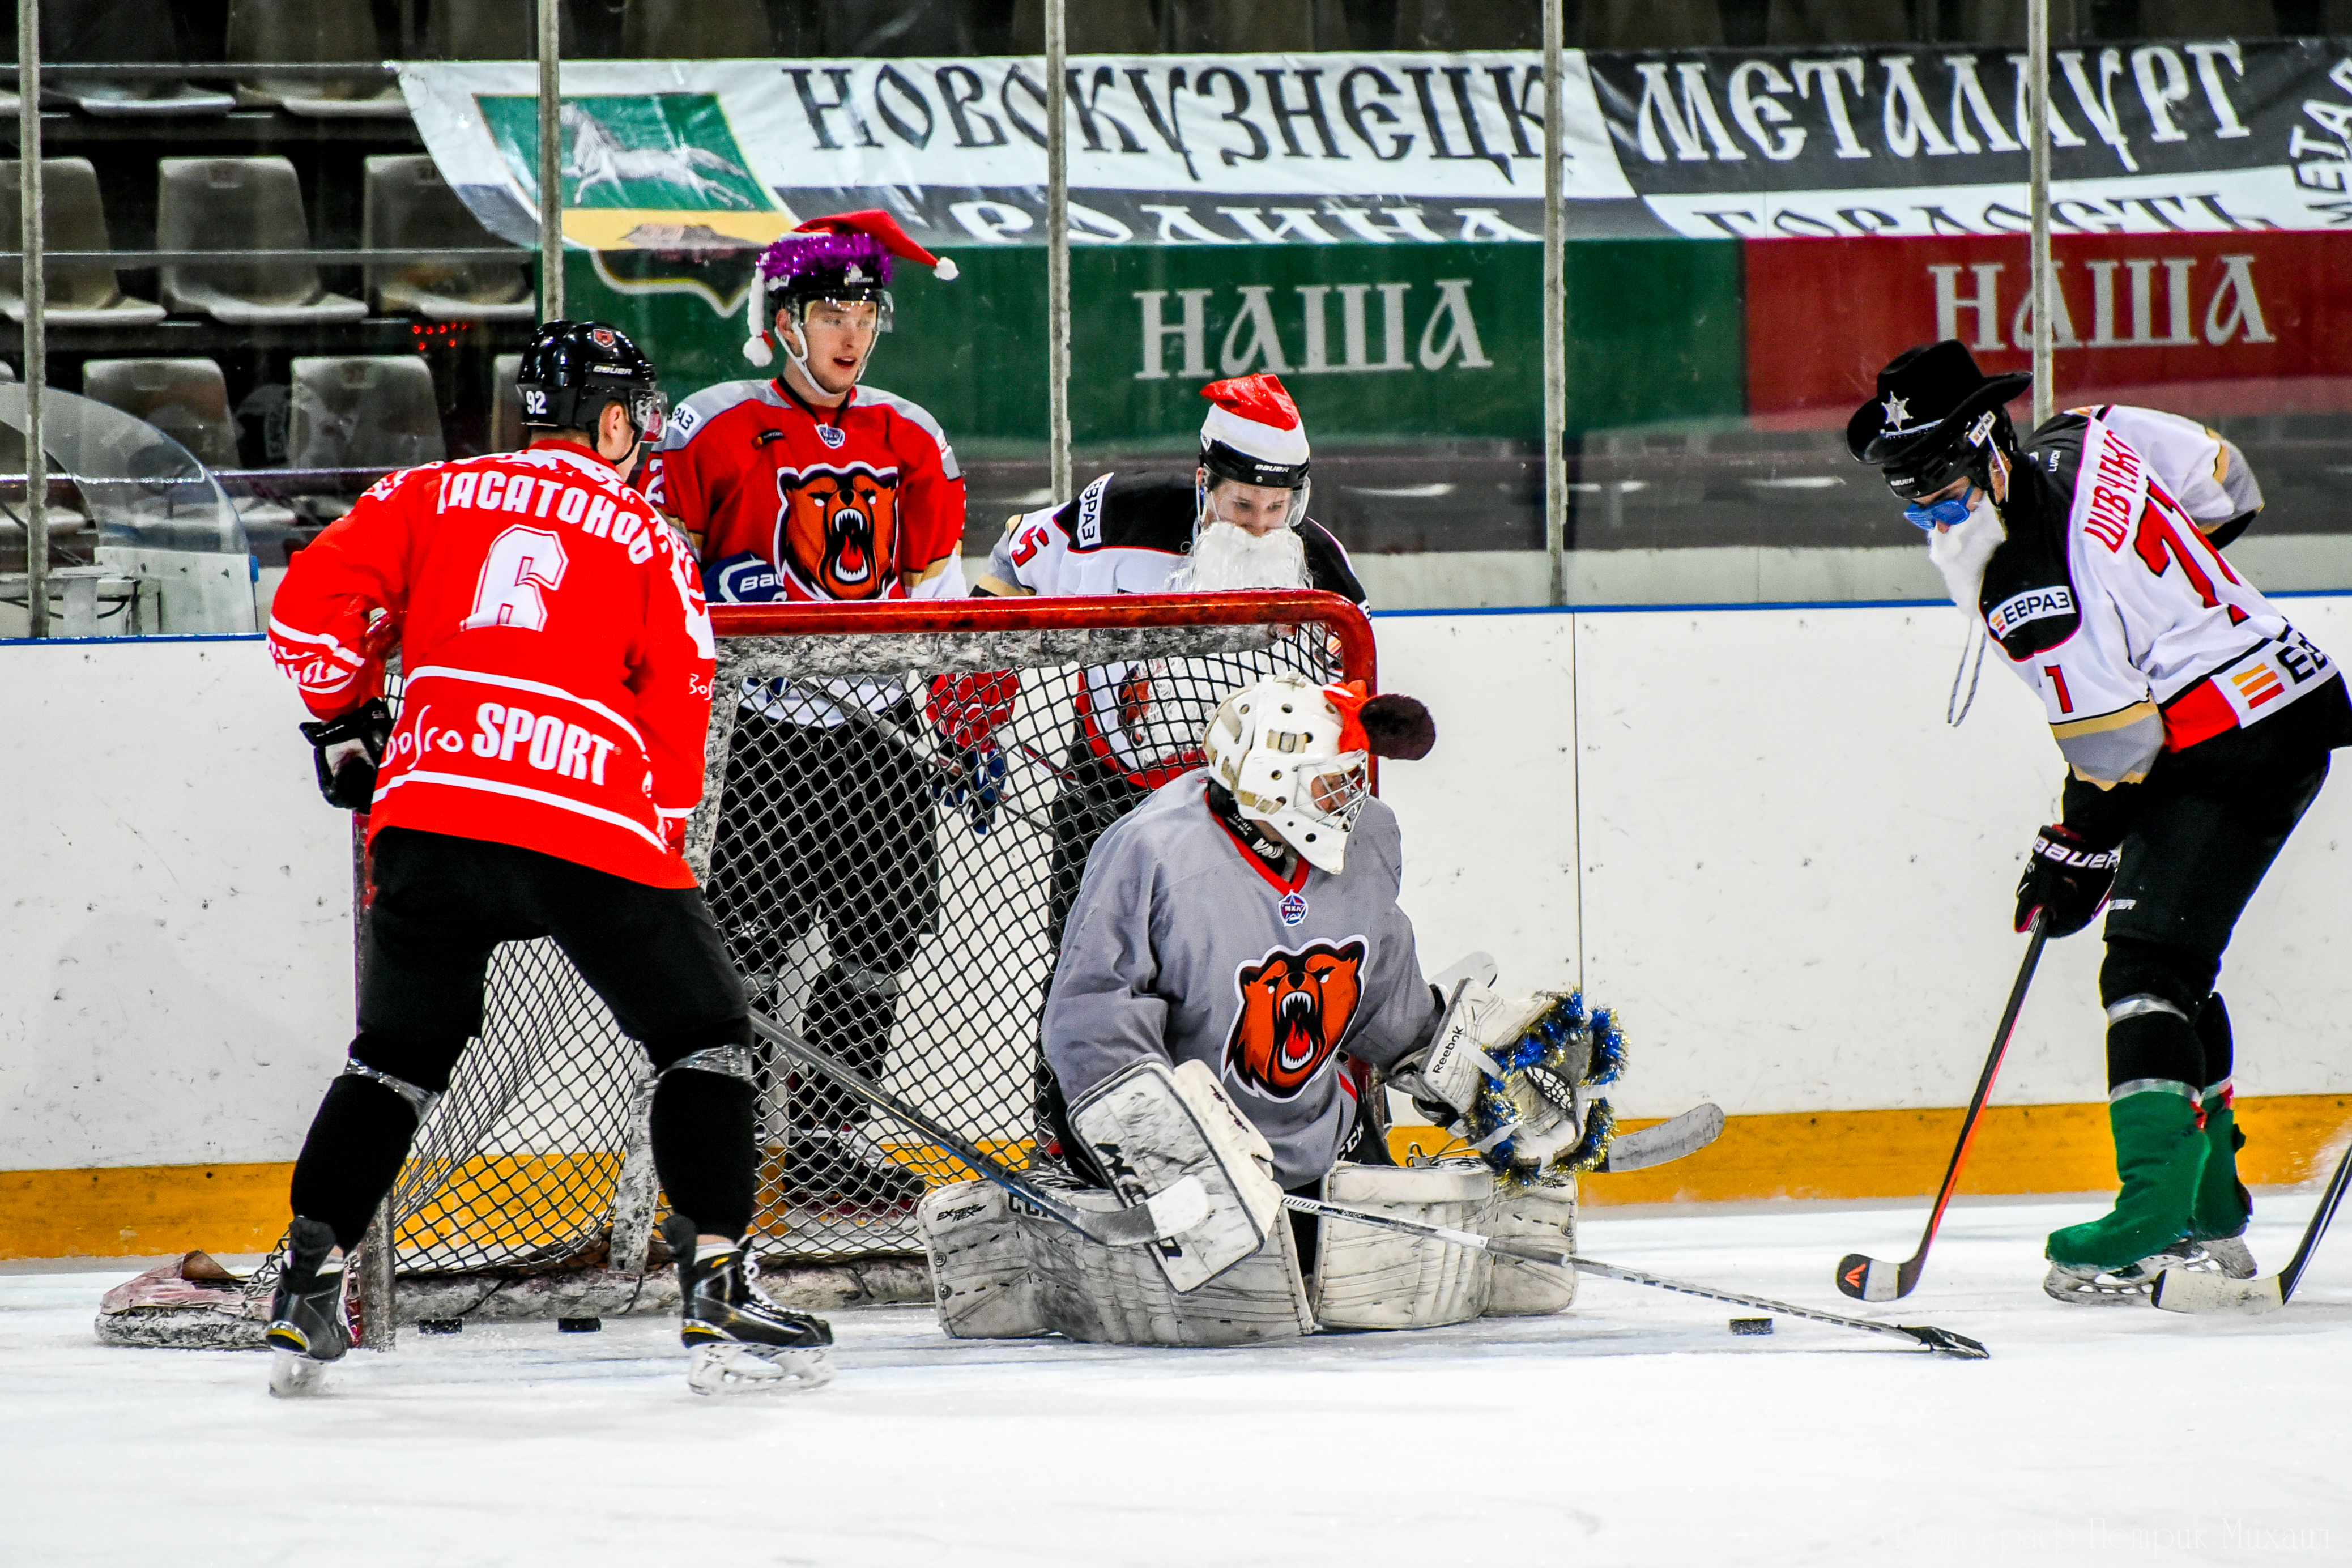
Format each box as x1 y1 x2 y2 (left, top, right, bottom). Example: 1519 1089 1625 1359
1926 496 2006 614
1169 520 1309 593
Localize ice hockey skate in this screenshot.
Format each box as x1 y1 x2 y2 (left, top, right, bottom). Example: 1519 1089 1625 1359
664 1214 834 1395
782 1127 928 1212
2043 1089 2211 1303
263 1217 351 1397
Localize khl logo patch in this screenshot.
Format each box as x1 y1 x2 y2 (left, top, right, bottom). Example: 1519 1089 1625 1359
1278 890 1308 927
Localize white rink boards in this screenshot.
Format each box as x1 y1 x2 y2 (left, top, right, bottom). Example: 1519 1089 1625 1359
6 595 2352 1177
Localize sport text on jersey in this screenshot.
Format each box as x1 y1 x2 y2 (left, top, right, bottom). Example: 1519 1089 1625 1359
1988 586 2075 641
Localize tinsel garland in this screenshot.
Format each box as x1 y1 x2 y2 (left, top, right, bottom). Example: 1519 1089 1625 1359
1460 991 1629 1188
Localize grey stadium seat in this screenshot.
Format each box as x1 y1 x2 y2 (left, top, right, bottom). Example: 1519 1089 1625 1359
0 160 165 327
289 357 448 475
365 156 535 322
225 0 408 119
81 359 242 468
1765 0 1911 44
1009 0 1160 51
621 0 778 56
156 158 368 326
35 0 234 117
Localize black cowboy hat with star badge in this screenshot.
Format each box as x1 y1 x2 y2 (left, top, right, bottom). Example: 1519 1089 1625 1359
1845 339 2033 498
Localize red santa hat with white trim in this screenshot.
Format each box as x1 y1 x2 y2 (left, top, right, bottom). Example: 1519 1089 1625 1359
1199 374 1310 490
743 209 959 367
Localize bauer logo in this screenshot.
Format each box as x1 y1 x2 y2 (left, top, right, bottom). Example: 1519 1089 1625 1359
1987 586 2074 640
706 551 785 603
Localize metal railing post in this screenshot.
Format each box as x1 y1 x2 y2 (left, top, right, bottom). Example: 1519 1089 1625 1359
1543 0 1566 608
2028 0 2052 429
1045 0 1071 504
18 0 46 638
538 0 563 321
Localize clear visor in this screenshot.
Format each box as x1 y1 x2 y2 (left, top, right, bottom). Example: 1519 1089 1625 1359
627 387 669 444
792 294 896 335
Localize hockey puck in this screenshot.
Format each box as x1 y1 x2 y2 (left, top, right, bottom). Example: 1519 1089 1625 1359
556 1316 603 1333
416 1318 465 1335
1729 1317 1773 1335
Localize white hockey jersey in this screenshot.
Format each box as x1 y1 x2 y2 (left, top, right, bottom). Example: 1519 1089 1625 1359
1985 412 2333 788
980 470 1367 786
1045 770 1439 1189
2066 404 2261 539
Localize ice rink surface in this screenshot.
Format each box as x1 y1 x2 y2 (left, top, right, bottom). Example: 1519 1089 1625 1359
7 1198 2348 1568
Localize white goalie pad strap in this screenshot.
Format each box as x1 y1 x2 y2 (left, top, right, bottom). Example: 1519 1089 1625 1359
1481 1181 1579 1318
1070 1058 1284 1294
919 1178 1313 1346
1311 1162 1495 1331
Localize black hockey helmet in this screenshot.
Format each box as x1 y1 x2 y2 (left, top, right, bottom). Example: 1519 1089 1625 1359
1846 340 2031 501
515 320 666 442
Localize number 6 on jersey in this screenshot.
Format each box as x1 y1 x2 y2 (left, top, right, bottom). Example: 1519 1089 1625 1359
463 525 570 632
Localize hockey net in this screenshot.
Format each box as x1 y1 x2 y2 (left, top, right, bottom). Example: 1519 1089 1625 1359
337 590 1375 1324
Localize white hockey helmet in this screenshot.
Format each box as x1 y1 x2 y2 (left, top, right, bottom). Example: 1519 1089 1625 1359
1204 675 1373 874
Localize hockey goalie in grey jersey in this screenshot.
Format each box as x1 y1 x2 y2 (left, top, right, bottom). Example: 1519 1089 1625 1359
919 675 1600 1345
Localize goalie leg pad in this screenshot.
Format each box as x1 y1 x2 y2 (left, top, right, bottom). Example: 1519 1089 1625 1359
1482 1179 1579 1317
1310 1162 1496 1331
920 1176 1314 1345
1069 1059 1285 1294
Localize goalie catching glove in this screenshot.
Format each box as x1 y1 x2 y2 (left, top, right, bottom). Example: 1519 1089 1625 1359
1390 979 1626 1187
298 698 393 811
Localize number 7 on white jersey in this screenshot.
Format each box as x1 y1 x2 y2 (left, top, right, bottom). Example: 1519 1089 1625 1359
462 525 569 632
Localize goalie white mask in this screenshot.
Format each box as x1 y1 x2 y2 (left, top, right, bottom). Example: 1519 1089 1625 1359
1204 675 1371 875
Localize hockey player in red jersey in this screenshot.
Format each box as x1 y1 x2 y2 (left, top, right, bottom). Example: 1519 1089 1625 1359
644 212 971 1215
1850 340 2352 1302
261 323 829 1397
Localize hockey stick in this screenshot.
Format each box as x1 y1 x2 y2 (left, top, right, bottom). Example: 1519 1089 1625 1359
1834 915 2049 1302
1285 1195 1988 1358
746 1010 1207 1247
2150 1134 2352 1315
1595 1103 1725 1174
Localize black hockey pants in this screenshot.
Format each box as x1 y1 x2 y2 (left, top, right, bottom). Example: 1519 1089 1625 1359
288 827 755 1250
2095 688 2344 1092
705 700 939 1135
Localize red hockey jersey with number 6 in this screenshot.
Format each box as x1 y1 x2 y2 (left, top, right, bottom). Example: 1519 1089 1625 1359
267 440 717 888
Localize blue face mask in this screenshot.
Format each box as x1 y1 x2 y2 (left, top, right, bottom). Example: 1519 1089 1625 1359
1903 492 1976 531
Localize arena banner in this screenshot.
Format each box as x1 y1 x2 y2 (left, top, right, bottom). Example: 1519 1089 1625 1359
398 40 2352 257
1745 229 2352 420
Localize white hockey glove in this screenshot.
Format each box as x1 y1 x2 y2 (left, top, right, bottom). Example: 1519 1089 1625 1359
1070 1058 1285 1294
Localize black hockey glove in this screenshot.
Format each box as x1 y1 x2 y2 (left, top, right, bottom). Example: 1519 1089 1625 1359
2013 823 2120 938
299 698 393 812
